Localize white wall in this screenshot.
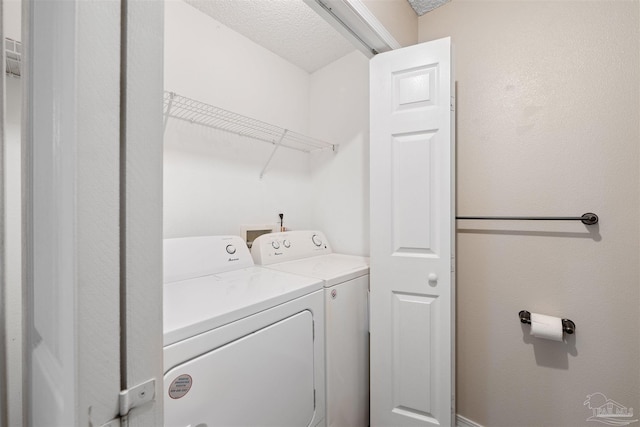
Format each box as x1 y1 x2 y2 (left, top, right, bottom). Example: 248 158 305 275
164 0 370 256
164 0 315 238
3 2 21 426
419 1 640 426
3 0 19 40
164 1 310 132
309 51 370 256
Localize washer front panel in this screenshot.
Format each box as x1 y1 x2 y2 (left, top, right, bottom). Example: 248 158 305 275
164 290 326 427
165 311 315 427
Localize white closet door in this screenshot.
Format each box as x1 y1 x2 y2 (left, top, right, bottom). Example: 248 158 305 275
369 37 455 427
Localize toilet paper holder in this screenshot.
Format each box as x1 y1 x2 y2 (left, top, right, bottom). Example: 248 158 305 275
519 310 576 335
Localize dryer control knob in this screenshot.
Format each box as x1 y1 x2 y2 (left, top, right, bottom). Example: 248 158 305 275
272 241 280 250
226 244 236 255
283 240 291 248
312 234 322 247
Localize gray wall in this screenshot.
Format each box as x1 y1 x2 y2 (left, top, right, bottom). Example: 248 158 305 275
419 1 640 426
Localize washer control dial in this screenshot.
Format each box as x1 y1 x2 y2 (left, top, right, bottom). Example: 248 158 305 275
311 234 323 247
225 244 236 255
271 241 280 250
283 240 291 248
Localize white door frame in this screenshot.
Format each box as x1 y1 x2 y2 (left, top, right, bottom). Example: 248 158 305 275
22 1 163 425
119 1 164 425
0 1 8 424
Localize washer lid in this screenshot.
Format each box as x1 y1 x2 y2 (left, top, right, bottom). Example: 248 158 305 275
163 267 323 346
266 253 370 287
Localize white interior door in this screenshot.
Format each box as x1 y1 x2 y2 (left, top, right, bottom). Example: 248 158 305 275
369 37 454 427
24 2 122 425
24 1 164 425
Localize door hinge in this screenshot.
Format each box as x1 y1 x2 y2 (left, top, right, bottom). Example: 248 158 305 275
120 378 156 416
312 319 315 341
451 255 455 273
100 378 156 427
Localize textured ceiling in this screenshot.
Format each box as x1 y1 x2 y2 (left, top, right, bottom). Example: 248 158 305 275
184 0 356 73
406 0 450 16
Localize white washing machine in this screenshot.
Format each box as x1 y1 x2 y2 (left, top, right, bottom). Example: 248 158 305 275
251 231 370 427
163 235 326 427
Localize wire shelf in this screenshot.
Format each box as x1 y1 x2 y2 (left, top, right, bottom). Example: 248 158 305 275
163 91 336 154
5 38 21 78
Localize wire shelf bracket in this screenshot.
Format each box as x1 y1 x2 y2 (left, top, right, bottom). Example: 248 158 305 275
163 91 337 178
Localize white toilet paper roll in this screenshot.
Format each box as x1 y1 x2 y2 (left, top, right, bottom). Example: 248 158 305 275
530 313 564 341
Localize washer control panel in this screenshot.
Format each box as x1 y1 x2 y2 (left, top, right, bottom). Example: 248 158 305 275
164 235 253 283
251 230 332 266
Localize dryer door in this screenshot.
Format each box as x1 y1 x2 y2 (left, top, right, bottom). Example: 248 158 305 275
164 310 316 427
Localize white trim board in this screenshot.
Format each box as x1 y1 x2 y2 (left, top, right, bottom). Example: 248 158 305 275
341 0 402 50
457 414 484 427
303 0 401 58
0 1 7 424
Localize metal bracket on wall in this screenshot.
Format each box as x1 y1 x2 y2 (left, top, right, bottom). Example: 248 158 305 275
259 130 288 179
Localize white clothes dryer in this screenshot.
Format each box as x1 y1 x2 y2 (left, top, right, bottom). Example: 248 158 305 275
251 231 370 427
163 235 326 427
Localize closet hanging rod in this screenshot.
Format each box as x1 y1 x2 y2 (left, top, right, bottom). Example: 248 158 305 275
456 212 598 225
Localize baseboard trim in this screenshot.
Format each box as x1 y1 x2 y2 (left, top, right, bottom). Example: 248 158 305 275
457 414 484 427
